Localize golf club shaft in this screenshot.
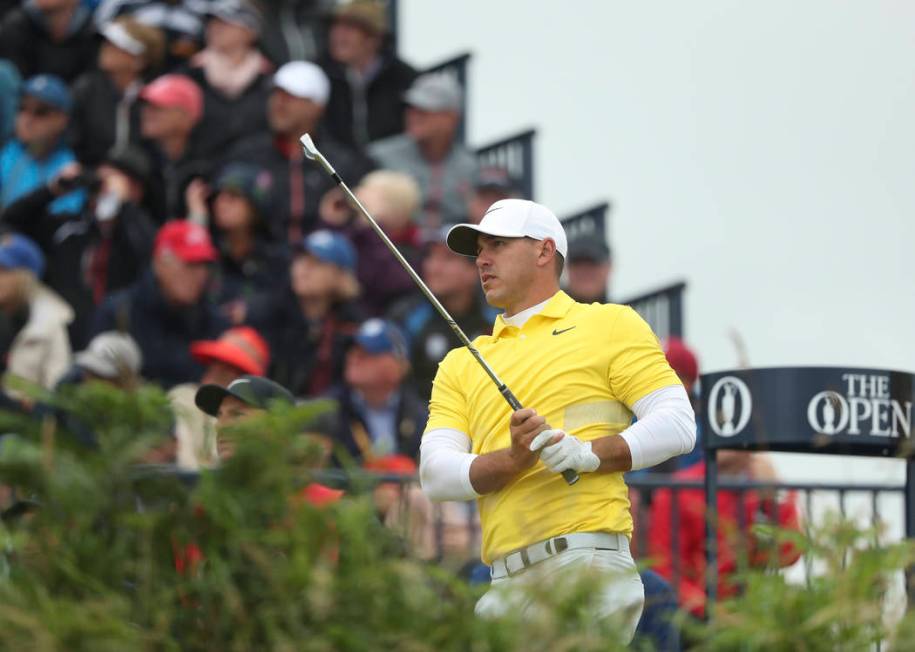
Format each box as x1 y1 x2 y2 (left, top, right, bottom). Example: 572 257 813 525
300 135 579 486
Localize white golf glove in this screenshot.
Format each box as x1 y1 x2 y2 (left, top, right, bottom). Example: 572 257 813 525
529 429 600 474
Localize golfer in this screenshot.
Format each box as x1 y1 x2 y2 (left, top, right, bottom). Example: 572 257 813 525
419 199 696 641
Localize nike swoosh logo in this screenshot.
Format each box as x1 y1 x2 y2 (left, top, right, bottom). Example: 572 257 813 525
552 326 576 336
483 205 505 217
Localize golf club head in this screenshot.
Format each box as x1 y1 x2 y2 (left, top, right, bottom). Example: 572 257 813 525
299 133 318 160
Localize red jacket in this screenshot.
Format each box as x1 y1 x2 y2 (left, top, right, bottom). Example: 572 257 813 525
647 462 802 617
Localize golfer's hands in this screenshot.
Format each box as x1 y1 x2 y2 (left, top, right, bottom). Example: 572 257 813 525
509 408 559 472
530 430 600 474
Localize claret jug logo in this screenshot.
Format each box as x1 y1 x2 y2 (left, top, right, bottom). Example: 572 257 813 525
708 376 753 437
807 374 912 438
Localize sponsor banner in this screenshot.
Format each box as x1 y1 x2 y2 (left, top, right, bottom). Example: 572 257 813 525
701 367 915 458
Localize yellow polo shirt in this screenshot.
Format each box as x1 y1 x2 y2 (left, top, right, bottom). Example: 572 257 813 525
425 291 680 564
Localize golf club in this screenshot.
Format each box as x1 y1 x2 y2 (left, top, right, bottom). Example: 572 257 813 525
299 133 579 486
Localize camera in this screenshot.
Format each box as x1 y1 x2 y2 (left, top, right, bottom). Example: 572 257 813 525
56 171 102 193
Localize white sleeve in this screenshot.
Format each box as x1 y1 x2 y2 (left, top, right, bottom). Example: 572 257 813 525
619 384 697 471
419 428 480 502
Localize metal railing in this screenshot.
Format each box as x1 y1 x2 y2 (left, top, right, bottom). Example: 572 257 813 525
621 281 687 340
475 129 537 200
560 202 611 244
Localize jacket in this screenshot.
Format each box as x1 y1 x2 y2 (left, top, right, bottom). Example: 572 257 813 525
320 52 417 151
4 283 73 391
91 271 228 388
70 70 145 167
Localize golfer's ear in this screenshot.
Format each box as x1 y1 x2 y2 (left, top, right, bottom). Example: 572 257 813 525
538 238 557 266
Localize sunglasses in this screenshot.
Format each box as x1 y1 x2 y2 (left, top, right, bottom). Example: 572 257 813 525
18 103 56 118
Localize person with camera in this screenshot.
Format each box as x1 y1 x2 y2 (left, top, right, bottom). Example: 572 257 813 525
0 144 158 348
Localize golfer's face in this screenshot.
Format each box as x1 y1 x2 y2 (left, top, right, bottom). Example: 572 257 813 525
475 235 539 309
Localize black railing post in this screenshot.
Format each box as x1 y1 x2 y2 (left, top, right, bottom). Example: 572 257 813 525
705 446 719 611
475 129 537 200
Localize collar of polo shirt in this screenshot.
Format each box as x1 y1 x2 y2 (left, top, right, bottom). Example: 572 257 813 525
491 291 574 338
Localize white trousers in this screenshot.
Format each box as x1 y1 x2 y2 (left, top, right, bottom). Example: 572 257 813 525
475 546 645 645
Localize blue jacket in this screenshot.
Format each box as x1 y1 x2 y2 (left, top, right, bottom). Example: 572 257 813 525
0 139 86 214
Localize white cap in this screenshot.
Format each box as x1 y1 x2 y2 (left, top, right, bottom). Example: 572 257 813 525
100 22 146 56
446 199 568 258
75 331 143 379
273 61 330 105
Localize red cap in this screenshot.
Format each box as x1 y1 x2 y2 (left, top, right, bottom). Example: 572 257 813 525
140 74 203 123
154 220 217 263
664 337 699 385
190 326 270 376
363 454 417 475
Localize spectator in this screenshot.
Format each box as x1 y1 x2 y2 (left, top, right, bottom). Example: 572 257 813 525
320 0 416 150
139 73 206 221
368 73 477 228
391 227 496 400
229 60 371 243
0 75 85 214
322 169 422 315
259 0 333 65
0 144 158 348
93 0 206 69
71 17 166 166
663 337 703 470
91 220 227 388
247 229 362 398
59 330 143 389
648 449 802 619
0 60 20 144
330 318 427 464
0 0 98 83
168 325 270 469
0 234 73 391
185 162 287 324
564 235 612 303
468 166 522 224
185 0 273 160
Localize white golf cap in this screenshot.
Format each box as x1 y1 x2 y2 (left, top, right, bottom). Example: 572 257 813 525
100 21 147 56
446 199 568 258
273 61 330 105
75 331 143 380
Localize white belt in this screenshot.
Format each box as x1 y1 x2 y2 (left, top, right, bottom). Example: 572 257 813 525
490 532 628 580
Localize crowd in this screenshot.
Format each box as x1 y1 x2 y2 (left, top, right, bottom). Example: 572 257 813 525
0 1 802 646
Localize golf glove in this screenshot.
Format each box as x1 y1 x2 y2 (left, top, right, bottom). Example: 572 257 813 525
529 429 600 474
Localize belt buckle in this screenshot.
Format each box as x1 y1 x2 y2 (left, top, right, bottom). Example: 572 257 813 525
505 548 531 577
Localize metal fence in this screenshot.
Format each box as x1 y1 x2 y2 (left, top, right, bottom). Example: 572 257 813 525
475 129 537 200
621 281 687 340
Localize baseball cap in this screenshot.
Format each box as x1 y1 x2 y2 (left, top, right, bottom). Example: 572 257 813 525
297 230 357 271
214 162 273 216
664 337 699 385
190 326 270 376
273 61 330 105
353 318 407 358
332 0 387 34
447 199 568 258
195 374 295 417
205 0 262 33
0 233 45 277
154 221 218 263
100 20 147 56
75 331 143 379
567 236 611 264
404 73 462 113
475 166 521 195
140 74 203 123
104 144 152 187
21 74 72 113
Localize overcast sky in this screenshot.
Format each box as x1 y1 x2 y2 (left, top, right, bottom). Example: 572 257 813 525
400 1 914 508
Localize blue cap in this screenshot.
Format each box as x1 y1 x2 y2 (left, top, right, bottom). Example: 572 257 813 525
215 162 273 217
21 75 72 113
354 319 407 358
0 233 45 277
300 230 357 271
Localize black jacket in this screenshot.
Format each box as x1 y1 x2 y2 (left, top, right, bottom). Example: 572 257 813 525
184 65 273 162
70 71 145 167
246 289 363 399
0 185 157 348
209 237 289 310
91 271 228 388
0 5 98 83
320 53 417 151
227 132 372 244
328 383 428 465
